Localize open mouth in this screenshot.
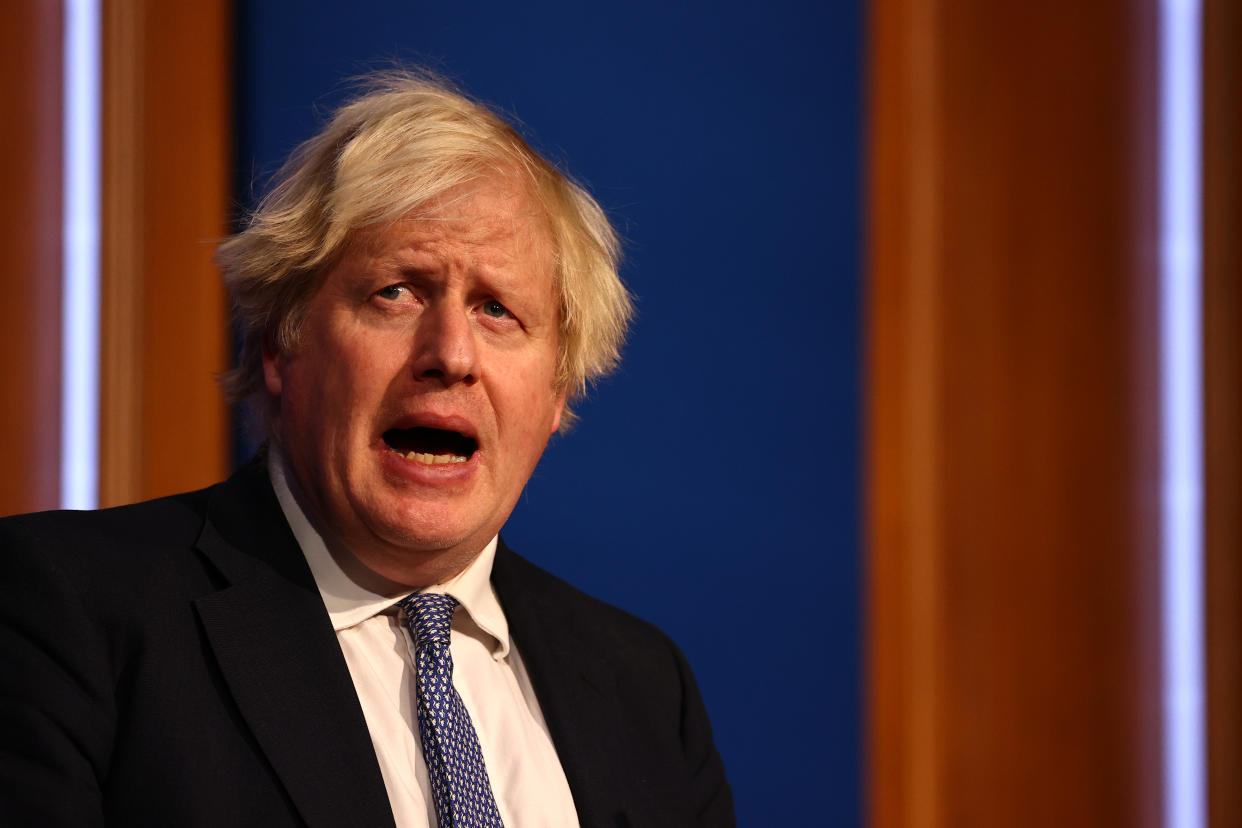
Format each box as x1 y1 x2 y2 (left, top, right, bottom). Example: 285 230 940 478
382 427 478 465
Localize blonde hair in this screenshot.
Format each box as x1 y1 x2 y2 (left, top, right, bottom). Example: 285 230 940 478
216 68 633 430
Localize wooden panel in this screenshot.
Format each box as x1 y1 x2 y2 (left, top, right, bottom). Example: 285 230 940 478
0 2 63 515
867 1 1163 826
100 0 232 506
1204 0 1241 824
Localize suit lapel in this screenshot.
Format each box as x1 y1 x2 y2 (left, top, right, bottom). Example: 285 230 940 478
192 459 395 828
491 542 643 828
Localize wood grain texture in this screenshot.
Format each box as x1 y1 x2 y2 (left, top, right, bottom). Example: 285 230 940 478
867 1 1164 825
1204 0 1241 825
0 2 63 516
100 0 232 506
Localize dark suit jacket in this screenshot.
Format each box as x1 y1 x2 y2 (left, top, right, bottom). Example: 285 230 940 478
0 458 733 827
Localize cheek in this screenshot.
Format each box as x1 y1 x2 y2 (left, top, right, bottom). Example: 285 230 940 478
282 331 396 438
502 379 561 451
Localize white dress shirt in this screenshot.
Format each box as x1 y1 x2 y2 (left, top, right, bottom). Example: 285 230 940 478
269 453 579 828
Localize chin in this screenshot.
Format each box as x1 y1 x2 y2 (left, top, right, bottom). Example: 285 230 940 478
366 505 479 555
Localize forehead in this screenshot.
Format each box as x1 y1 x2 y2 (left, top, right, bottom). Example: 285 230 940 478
359 173 552 256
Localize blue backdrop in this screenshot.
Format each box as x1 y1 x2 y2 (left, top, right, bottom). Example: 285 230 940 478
233 2 861 822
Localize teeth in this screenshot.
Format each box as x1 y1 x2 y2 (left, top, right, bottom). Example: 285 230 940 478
402 450 468 465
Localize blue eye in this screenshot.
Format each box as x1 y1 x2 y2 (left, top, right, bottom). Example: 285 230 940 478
482 300 511 319
376 284 407 301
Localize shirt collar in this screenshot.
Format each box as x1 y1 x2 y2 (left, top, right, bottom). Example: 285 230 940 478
267 449 511 659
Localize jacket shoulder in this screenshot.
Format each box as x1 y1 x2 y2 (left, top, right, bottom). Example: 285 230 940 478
0 484 224 605
0 486 215 550
493 540 675 649
493 540 736 826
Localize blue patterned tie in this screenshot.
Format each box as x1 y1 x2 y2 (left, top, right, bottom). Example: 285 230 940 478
397 593 505 828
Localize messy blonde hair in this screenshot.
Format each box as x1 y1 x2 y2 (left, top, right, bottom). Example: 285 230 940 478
216 68 633 430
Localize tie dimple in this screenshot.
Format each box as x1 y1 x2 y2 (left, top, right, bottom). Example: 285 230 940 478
397 593 505 828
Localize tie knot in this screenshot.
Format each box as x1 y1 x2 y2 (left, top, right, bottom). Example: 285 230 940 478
398 592 459 647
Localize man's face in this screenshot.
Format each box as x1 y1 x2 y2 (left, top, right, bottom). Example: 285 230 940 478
264 173 565 584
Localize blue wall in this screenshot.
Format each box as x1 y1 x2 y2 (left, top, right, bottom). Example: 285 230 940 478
234 2 861 822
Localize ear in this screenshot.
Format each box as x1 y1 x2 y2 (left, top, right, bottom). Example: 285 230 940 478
549 391 567 436
262 340 284 396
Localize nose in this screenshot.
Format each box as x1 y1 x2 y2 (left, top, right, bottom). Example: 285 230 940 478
410 302 477 386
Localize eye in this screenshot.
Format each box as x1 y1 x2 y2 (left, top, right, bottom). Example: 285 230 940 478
481 299 512 319
376 284 409 302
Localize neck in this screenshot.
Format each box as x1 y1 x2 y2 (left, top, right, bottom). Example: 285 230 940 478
330 537 480 592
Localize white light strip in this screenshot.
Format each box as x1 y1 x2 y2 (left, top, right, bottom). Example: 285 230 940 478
61 0 101 510
1159 0 1204 826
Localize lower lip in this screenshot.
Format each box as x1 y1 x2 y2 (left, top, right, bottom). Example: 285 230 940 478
379 444 478 485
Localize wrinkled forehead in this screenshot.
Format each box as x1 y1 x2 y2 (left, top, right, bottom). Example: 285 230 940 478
349 171 558 271
417 177 547 236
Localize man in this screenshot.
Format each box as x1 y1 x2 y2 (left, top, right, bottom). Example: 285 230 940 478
0 70 734 827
